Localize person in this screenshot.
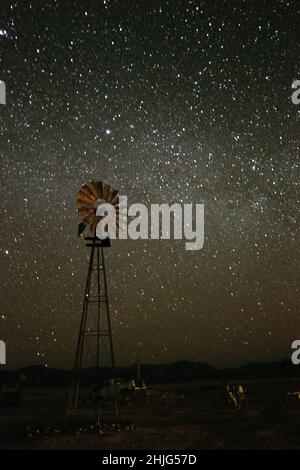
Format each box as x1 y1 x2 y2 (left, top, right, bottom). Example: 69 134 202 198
224 382 248 410
223 382 238 408
236 384 248 409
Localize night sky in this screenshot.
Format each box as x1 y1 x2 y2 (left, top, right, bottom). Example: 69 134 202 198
0 0 299 369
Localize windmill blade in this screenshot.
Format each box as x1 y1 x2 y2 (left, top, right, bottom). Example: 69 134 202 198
76 199 93 210
95 181 104 199
78 185 91 197
107 187 118 203
103 183 110 200
87 181 100 199
78 221 87 237
90 216 101 234
77 191 94 204
110 194 119 206
77 208 94 217
83 213 96 224
81 184 96 199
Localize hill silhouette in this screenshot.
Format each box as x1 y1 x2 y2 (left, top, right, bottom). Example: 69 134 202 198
0 359 299 387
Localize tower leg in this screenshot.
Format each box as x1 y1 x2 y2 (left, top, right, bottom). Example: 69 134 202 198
67 238 96 413
101 245 120 424
67 237 120 425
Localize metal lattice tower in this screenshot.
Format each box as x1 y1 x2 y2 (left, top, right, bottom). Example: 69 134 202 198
67 236 119 422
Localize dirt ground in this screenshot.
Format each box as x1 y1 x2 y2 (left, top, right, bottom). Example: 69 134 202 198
1 378 300 450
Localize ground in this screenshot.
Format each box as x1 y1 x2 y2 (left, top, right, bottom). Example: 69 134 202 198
1 378 300 449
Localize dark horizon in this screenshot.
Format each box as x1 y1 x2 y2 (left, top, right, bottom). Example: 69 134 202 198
0 355 296 373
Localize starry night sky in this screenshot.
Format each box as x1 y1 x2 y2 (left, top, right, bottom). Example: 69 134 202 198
0 0 299 369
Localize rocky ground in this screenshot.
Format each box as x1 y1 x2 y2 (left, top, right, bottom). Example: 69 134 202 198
1 378 300 449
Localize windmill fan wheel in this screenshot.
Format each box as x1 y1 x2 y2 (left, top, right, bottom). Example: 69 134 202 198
76 181 119 236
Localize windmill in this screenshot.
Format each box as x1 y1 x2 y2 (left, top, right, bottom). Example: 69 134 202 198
67 181 120 423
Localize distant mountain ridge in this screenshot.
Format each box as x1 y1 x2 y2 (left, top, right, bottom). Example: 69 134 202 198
0 359 298 387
